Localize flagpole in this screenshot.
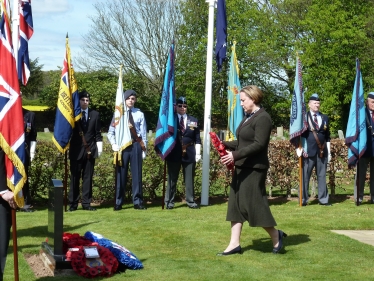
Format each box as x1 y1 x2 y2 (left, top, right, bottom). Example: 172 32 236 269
64 152 68 212
201 0 216 206
11 1 20 280
356 162 360 206
11 0 19 68
162 161 166 210
298 140 303 207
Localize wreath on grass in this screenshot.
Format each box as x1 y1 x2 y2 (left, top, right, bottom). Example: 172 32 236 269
63 232 119 278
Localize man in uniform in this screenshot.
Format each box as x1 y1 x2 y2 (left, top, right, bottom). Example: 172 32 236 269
108 90 148 210
0 149 16 281
165 96 201 209
20 108 37 212
354 92 374 205
298 93 331 206
69 90 103 211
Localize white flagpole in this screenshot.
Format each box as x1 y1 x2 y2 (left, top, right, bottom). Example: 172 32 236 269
201 0 216 206
11 0 20 69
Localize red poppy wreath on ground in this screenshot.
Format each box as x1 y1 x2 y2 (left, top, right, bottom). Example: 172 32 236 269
63 232 119 278
209 132 234 171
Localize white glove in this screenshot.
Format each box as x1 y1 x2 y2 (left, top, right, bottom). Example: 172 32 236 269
195 154 201 163
142 151 146 159
195 144 201 163
111 143 119 152
296 148 303 157
327 142 331 163
97 142 103 157
30 141 36 162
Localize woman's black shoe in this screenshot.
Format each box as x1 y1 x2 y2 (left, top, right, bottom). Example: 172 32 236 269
216 245 242 256
273 230 287 254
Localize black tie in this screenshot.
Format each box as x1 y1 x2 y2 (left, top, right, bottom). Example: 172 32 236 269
313 113 319 130
180 116 185 133
82 111 87 129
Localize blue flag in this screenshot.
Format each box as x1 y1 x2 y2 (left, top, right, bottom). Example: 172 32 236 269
345 58 366 168
289 56 308 153
215 0 227 72
226 42 243 140
154 44 177 160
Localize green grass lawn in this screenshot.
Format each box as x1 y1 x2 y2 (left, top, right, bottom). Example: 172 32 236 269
4 196 374 281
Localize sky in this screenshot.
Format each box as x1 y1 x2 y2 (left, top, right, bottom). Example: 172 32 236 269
28 0 99 71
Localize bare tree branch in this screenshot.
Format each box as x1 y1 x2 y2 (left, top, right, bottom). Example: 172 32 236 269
77 0 182 93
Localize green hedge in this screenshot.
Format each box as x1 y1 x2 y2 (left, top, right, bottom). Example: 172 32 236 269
28 138 355 205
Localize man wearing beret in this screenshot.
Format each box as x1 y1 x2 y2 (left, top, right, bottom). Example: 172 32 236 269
354 92 374 205
165 96 201 209
297 93 331 206
107 89 148 210
0 150 16 281
19 108 37 212
68 90 103 211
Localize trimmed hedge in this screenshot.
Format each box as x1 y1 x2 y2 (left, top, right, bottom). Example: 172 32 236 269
28 138 355 205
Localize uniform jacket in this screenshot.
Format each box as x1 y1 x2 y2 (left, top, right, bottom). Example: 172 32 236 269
301 111 330 158
222 108 271 169
69 109 102 160
23 108 37 154
166 114 201 163
364 107 374 158
107 107 148 147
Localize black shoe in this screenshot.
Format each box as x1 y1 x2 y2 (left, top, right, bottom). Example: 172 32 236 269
188 205 200 209
20 208 34 213
217 245 242 256
302 203 307 207
68 207 77 212
166 206 174 210
82 206 97 211
273 230 287 254
134 204 147 210
319 203 332 206
114 205 122 211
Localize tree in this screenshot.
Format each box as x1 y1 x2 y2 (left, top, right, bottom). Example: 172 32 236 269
20 57 44 98
38 68 157 130
177 0 374 133
77 0 182 97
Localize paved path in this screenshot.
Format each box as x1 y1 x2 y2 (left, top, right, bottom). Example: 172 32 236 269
331 230 374 246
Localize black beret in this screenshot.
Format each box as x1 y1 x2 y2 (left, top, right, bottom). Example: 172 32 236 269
79 90 90 99
177 96 187 104
309 93 320 101
124 89 137 100
368 92 374 99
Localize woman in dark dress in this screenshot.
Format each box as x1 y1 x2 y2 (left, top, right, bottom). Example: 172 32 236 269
217 85 286 256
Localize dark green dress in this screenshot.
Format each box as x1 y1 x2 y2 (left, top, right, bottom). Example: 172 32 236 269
223 108 276 227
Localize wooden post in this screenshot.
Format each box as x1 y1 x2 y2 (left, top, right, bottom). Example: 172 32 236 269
11 209 19 281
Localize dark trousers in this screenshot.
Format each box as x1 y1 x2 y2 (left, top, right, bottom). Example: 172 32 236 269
0 200 10 281
354 157 374 202
165 160 196 207
302 155 329 204
69 156 95 208
22 154 31 206
115 142 143 206
0 150 11 281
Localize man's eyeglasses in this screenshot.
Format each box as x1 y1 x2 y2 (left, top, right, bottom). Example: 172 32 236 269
178 104 187 108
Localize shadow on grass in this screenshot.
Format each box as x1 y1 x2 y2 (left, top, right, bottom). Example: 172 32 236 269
243 233 311 254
